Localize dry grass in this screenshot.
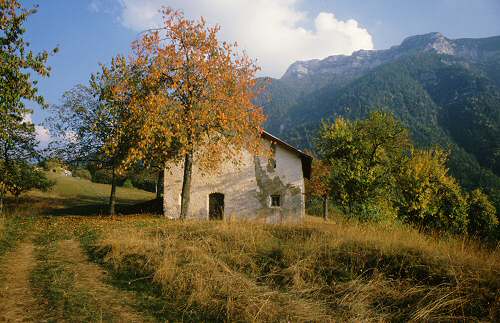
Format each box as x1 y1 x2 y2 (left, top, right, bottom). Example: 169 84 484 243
5 173 497 321
0 243 44 322
0 216 4 241
72 216 500 322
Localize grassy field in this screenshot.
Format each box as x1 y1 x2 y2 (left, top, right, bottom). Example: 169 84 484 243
0 174 499 322
36 172 155 202
17 172 155 216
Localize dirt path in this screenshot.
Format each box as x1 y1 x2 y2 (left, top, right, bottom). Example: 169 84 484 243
0 242 44 322
53 239 152 322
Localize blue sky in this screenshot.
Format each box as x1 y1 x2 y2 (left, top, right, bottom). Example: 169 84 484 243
22 0 500 136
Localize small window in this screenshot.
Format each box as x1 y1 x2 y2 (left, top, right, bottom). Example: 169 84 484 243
270 195 281 207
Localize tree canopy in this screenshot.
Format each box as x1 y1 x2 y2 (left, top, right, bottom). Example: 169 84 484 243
315 111 498 236
112 7 266 218
0 0 57 212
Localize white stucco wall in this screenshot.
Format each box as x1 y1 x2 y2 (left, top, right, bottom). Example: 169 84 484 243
163 141 305 222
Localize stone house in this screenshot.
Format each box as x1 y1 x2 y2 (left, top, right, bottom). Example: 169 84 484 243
163 131 312 222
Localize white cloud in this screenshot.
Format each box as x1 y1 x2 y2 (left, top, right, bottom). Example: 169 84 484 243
22 114 52 148
89 1 100 12
35 126 51 148
111 0 373 77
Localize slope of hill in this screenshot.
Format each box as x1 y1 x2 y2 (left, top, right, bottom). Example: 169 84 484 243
37 173 155 201
257 32 500 209
19 173 155 216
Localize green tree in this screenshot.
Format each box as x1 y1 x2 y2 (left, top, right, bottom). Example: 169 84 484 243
49 57 138 215
0 0 57 213
316 111 472 234
7 161 53 200
466 189 498 238
396 148 469 233
316 111 411 216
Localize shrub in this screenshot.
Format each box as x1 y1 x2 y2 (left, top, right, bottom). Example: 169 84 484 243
39 159 65 172
128 171 156 192
72 168 92 180
122 179 134 188
396 148 468 234
92 169 113 184
467 189 498 238
3 161 54 199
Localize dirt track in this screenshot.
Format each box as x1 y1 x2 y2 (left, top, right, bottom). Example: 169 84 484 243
0 243 44 322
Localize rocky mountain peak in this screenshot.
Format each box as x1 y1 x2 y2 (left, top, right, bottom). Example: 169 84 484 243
399 32 455 55
279 32 475 83
281 59 320 80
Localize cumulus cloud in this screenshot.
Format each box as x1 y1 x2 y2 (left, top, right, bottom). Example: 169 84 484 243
35 126 51 148
109 0 374 77
22 114 52 148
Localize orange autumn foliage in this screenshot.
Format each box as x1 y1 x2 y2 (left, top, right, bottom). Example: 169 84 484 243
306 159 332 199
111 7 267 217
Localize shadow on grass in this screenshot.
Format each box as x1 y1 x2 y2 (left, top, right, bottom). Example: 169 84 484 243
78 228 178 322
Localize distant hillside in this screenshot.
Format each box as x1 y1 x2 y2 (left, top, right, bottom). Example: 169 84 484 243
257 32 500 209
21 173 155 216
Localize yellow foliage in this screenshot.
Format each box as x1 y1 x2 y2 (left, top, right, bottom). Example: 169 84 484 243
108 7 267 175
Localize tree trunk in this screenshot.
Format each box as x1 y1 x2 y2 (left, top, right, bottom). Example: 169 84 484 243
109 165 117 216
156 169 164 200
322 196 328 221
180 152 193 219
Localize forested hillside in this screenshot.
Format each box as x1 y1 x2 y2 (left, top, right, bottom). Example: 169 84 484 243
258 33 500 209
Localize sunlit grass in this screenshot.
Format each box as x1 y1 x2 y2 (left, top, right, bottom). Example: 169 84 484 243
67 216 500 322
4 174 499 321
28 172 154 203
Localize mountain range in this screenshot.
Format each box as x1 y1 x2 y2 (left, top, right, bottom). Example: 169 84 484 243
256 32 500 208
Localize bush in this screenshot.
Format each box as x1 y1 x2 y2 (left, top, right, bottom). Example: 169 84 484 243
92 169 113 184
72 168 91 180
350 200 398 223
129 174 156 192
467 189 498 238
39 159 65 172
3 161 54 198
396 149 469 234
122 179 134 188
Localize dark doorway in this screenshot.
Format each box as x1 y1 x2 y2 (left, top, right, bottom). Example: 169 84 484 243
209 193 224 220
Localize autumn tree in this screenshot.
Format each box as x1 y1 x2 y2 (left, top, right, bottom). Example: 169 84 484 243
0 0 57 213
110 48 182 202
306 159 332 220
116 8 265 218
